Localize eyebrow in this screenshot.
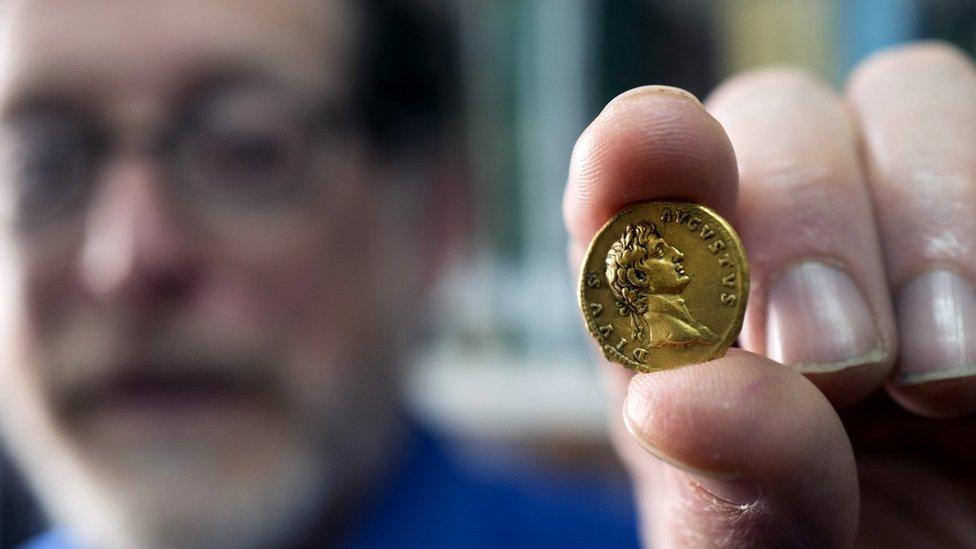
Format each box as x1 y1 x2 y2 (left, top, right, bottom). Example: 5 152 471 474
0 87 90 123
172 63 304 105
0 58 322 123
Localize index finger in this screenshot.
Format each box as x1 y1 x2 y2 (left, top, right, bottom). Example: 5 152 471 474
562 85 739 249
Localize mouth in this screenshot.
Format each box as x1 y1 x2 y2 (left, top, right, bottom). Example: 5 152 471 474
65 362 273 424
674 264 688 278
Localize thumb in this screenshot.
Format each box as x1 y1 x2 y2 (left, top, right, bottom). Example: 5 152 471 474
612 349 858 548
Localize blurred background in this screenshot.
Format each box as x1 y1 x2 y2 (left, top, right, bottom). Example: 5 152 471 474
3 0 976 547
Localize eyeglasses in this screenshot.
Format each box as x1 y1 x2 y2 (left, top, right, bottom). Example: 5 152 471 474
0 83 348 234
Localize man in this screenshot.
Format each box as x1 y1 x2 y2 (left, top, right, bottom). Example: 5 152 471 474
2 2 976 549
0 1 637 548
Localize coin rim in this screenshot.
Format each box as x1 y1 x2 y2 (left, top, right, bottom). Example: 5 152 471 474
577 199 750 372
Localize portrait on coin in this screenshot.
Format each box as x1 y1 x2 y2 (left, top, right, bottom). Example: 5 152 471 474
605 222 718 347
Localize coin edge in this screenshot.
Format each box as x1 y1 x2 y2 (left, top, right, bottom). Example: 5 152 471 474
577 200 750 373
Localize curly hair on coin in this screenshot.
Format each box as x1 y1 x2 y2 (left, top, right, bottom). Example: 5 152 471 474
605 222 662 340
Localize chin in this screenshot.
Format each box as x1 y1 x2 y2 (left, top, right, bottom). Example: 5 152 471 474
6 398 330 549
125 427 329 546
660 280 689 293
0 337 398 549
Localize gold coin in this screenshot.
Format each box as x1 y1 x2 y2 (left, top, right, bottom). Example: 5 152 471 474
578 200 749 372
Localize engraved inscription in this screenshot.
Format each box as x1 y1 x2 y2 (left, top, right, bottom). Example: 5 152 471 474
586 272 602 289
721 293 737 306
660 208 719 241
633 348 649 363
588 302 604 317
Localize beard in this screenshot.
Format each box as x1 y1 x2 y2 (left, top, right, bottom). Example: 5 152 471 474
0 307 398 549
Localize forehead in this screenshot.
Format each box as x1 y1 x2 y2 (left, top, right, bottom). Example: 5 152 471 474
0 0 355 109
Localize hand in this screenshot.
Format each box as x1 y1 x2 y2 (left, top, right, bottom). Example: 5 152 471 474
563 42 976 548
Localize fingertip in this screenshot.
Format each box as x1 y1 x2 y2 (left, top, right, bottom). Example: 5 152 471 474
620 350 858 546
563 85 738 246
622 349 845 478
887 376 976 419
847 40 975 98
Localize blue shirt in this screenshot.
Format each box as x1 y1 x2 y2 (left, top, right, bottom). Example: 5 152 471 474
23 429 640 548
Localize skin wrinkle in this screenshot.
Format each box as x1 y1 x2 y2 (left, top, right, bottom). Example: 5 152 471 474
709 67 853 137
599 125 719 179
655 465 780 549
850 44 976 293
875 198 976 294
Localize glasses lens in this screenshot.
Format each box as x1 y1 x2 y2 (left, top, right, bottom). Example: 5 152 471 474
177 88 309 209
3 112 93 230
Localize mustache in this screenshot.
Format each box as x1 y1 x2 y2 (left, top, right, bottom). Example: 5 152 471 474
40 314 281 416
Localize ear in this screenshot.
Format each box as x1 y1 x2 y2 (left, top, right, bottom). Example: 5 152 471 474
418 150 471 294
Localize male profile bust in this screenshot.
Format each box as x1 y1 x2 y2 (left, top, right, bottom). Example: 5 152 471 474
606 222 717 347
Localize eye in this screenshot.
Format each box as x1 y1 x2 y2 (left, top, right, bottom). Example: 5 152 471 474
655 243 666 258
177 86 308 205
190 127 300 188
3 112 95 228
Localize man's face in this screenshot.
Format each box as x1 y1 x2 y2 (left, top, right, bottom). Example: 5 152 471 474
638 237 689 294
0 1 427 547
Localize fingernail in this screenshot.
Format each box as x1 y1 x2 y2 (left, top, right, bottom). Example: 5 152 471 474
896 270 976 384
622 398 760 506
605 86 704 113
643 85 704 106
766 261 884 373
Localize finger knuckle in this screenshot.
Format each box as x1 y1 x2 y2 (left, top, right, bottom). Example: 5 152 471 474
848 40 975 92
708 65 833 112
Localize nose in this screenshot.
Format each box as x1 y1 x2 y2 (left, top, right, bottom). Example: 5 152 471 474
79 154 200 311
671 246 685 262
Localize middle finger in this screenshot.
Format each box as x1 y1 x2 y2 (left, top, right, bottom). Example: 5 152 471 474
707 67 897 407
